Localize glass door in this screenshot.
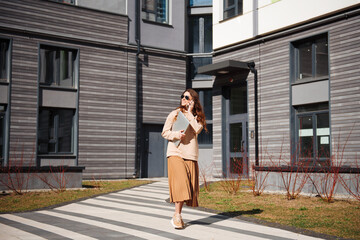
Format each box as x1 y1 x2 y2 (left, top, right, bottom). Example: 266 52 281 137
225 85 248 177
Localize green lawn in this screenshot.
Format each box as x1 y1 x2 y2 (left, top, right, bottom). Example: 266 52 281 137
199 181 360 240
0 179 152 213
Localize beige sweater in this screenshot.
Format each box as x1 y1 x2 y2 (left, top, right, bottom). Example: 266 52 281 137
161 109 203 161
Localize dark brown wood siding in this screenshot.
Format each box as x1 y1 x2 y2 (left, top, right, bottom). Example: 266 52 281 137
77 47 130 179
329 14 360 165
212 12 360 173
0 0 127 46
1 0 188 179
8 35 38 166
141 53 187 124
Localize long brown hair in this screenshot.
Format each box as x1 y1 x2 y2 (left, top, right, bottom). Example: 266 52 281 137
178 89 208 132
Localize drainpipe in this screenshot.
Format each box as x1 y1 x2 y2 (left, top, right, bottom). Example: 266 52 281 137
134 0 141 178
248 62 259 166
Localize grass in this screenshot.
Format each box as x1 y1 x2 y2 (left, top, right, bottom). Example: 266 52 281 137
199 180 360 240
0 179 152 213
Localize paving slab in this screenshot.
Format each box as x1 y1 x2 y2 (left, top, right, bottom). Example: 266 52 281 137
0 179 328 240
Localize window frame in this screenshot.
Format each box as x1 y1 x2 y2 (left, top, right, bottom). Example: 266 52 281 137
142 0 170 24
0 38 10 83
39 44 79 89
223 0 243 21
37 43 79 165
291 33 329 84
295 106 330 166
38 108 75 155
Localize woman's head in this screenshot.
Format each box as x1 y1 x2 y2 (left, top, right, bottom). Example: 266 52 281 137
179 89 207 132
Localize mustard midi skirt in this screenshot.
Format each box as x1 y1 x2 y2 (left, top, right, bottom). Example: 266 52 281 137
167 156 199 207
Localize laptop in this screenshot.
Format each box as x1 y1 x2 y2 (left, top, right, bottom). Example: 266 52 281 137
172 111 190 147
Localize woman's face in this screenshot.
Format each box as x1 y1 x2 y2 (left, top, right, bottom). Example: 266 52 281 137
181 91 192 107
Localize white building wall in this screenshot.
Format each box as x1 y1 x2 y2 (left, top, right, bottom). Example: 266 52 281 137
213 0 360 49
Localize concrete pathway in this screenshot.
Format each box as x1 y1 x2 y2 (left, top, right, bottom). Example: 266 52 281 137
0 179 326 240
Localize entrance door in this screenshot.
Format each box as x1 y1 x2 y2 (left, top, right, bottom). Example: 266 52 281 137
142 124 167 178
225 85 248 177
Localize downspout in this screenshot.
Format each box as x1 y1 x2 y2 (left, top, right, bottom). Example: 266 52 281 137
248 62 259 166
134 0 141 177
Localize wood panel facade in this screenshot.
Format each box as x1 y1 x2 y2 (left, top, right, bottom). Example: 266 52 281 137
0 0 187 179
212 8 360 175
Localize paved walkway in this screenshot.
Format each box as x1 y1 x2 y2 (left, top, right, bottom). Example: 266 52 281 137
0 179 326 240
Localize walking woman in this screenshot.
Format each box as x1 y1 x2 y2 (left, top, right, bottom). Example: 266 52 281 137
161 89 207 229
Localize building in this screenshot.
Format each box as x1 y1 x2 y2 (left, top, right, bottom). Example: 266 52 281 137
0 0 190 189
1 0 359 194
198 0 360 195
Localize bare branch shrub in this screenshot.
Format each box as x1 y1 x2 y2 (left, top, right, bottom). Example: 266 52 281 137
219 150 248 195
0 143 35 195
199 161 214 192
309 128 352 202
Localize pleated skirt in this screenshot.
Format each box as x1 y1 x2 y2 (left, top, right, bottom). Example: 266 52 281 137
167 156 199 207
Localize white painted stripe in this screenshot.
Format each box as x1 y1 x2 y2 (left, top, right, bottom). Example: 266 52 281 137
97 195 174 210
0 222 47 240
111 191 168 200
40 210 173 240
1 214 97 240
54 206 269 240
85 198 174 216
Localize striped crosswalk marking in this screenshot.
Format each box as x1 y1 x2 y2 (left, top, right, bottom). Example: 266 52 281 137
0 180 324 240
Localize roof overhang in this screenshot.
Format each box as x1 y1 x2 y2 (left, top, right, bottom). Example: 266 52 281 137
198 60 252 87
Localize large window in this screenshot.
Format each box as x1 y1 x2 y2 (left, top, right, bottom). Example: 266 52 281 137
38 45 78 161
223 0 243 20
197 89 213 145
296 103 330 165
293 34 328 82
38 108 75 154
142 0 169 24
0 39 10 82
189 15 213 80
189 16 212 54
40 46 77 88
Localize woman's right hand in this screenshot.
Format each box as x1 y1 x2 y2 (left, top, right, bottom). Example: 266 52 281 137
179 130 186 140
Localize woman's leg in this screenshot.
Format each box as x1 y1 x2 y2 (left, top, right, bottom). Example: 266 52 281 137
175 201 184 214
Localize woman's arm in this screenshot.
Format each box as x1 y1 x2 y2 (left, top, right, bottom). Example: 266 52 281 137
161 110 182 141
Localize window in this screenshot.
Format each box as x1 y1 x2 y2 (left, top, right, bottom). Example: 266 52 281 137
38 108 75 154
296 103 330 166
293 34 328 82
50 0 75 4
190 0 212 7
189 16 212 54
39 46 78 88
142 0 169 24
223 0 243 20
230 85 247 115
197 89 213 145
0 39 10 82
0 106 5 165
189 15 213 80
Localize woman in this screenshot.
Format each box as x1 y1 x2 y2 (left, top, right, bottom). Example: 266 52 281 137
161 89 207 229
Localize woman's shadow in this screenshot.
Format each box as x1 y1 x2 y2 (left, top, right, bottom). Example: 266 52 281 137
183 209 263 229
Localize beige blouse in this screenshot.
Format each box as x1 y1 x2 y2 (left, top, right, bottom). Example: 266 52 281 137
161 109 203 161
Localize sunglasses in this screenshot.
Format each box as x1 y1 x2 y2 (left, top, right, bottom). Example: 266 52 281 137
181 95 190 100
